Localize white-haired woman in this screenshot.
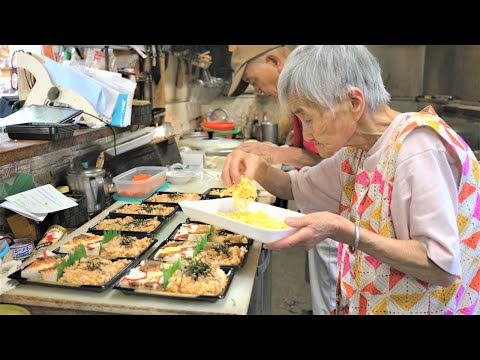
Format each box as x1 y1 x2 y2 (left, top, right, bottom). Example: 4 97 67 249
222 45 480 315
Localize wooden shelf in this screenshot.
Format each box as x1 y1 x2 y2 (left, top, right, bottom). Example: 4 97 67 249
0 127 128 166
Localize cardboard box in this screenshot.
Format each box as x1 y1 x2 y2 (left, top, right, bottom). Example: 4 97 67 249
6 213 44 241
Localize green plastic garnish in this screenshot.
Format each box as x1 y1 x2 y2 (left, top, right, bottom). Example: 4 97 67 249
99 230 121 253
55 243 88 280
161 258 182 289
193 225 214 257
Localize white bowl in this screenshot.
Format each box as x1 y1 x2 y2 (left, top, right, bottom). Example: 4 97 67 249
166 170 194 184
179 197 304 243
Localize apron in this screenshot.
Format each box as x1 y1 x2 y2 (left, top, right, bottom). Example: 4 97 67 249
337 106 480 315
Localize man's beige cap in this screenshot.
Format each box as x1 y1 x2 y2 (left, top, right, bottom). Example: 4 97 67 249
228 45 283 96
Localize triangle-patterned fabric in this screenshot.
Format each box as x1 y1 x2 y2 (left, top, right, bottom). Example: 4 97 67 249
336 106 480 315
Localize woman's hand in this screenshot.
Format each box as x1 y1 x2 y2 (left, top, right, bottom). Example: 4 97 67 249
221 149 267 187
264 212 341 251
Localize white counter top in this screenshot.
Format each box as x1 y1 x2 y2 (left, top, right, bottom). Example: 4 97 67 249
0 170 270 315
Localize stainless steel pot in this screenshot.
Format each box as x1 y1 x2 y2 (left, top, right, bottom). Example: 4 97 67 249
261 123 279 144
66 168 107 215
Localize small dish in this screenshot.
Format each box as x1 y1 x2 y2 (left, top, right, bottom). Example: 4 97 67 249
166 170 194 185
0 304 31 315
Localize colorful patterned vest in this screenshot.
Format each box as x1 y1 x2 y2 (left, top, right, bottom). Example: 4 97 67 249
337 106 480 315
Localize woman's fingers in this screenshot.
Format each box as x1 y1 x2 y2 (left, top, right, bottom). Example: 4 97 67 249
264 213 336 251
229 152 246 184
221 154 234 187
221 150 254 186
284 216 310 228
264 227 315 250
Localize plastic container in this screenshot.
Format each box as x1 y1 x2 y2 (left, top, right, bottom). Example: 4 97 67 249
112 166 167 199
166 169 194 184
0 239 10 260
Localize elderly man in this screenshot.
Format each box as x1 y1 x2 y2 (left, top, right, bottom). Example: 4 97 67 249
228 45 338 315
229 45 320 167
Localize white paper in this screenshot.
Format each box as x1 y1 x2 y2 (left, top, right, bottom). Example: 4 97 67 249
5 184 78 214
0 201 47 222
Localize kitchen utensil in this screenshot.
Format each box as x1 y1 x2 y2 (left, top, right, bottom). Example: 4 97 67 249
166 169 195 184
201 121 237 132
66 167 107 215
261 123 279 144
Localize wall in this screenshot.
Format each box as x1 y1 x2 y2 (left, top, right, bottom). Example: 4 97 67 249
367 45 426 98
423 45 457 97
164 53 202 137
377 45 480 102
0 129 149 233
424 45 480 101
165 101 201 137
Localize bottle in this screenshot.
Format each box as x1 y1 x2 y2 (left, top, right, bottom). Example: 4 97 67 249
243 115 252 139
262 111 269 124
251 112 261 140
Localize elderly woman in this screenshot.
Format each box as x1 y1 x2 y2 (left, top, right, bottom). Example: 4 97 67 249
222 45 480 315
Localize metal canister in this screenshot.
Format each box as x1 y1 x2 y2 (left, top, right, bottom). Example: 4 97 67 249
10 238 35 261
261 123 279 144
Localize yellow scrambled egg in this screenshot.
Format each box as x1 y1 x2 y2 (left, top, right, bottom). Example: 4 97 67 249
218 178 289 230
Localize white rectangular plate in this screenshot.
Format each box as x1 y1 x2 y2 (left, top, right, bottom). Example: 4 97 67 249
179 198 304 243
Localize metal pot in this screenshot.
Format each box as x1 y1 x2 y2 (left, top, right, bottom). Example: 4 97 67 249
261 123 279 144
66 168 107 216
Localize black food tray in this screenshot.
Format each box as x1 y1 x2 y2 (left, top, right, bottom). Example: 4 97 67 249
143 191 205 205
88 216 167 238
6 123 77 141
170 220 253 246
113 261 234 302
149 240 249 270
109 202 180 220
202 187 260 200
9 258 135 293
53 237 158 260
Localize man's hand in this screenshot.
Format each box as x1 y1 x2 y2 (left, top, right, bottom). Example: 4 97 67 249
236 141 279 164
285 130 294 146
